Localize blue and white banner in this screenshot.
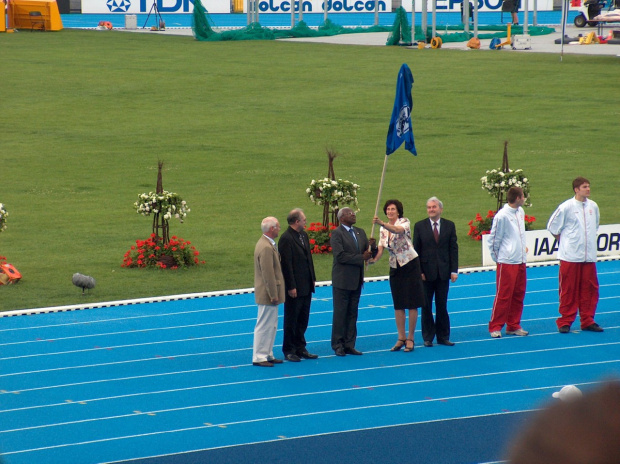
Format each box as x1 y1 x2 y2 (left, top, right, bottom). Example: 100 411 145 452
82 0 230 14
243 0 390 13
401 0 554 12
386 63 416 156
482 224 620 266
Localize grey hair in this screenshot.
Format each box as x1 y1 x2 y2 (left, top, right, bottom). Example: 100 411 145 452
337 207 352 220
261 217 278 233
427 197 443 209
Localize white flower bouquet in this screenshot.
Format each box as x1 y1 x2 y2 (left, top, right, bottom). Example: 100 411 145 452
306 178 360 212
134 191 190 223
481 168 531 207
0 203 8 232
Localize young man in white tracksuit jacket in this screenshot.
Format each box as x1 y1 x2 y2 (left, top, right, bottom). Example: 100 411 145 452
547 177 602 334
487 186 529 339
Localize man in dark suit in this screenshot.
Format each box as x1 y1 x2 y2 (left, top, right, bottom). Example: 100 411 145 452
331 207 372 356
278 208 319 362
413 197 459 347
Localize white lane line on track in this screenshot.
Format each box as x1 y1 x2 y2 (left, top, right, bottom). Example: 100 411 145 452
1 380 607 456
2 340 619 413
0 361 615 434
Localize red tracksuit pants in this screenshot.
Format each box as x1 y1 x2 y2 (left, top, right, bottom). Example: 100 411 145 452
489 263 526 333
557 260 599 329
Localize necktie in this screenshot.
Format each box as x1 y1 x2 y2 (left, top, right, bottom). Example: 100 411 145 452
299 233 305 249
433 222 439 244
349 228 359 250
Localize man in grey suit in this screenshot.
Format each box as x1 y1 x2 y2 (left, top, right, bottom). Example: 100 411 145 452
330 207 372 356
252 217 285 367
413 197 459 347
278 208 318 362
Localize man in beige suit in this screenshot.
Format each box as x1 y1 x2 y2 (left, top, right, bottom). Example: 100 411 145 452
253 216 286 367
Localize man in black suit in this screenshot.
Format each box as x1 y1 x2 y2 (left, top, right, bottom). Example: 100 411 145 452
278 208 319 362
413 197 459 347
330 207 372 356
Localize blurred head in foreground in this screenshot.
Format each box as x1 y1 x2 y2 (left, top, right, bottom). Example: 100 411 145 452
508 381 620 464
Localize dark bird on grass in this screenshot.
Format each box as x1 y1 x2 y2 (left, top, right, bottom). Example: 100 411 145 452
72 273 96 295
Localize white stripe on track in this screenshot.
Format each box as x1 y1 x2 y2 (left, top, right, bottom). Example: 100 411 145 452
2 380 606 456
0 361 615 435
2 339 619 414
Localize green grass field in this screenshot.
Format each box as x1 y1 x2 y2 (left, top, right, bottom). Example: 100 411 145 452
1 29 618 311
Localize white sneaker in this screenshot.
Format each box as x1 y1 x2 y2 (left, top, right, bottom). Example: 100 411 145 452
490 331 502 338
506 328 529 336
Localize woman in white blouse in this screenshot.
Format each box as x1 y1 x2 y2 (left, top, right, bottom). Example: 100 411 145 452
370 199 425 352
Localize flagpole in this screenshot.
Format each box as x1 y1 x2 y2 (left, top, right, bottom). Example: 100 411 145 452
374 63 416 252
370 155 389 240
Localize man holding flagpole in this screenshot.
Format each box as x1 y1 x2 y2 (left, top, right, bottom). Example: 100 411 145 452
331 208 371 357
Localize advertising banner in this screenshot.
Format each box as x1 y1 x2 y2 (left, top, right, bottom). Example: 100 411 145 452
83 0 563 14
399 0 554 13
482 224 620 267
243 0 391 13
82 0 230 14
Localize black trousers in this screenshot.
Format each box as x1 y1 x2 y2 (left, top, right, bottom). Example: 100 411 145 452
331 286 361 350
421 279 451 343
281 293 312 356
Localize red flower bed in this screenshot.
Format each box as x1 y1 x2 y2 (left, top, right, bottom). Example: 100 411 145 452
468 211 536 241
122 234 205 269
305 222 337 254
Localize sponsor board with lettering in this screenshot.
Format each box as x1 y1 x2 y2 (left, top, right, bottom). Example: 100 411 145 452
82 0 230 14
482 224 620 267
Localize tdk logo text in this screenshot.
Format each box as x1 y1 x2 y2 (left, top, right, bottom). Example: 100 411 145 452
139 0 193 12
258 0 387 12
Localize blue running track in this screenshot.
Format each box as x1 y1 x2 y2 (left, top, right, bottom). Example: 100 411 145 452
1 260 619 464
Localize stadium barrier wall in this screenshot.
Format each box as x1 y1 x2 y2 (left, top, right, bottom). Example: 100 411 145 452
482 223 620 267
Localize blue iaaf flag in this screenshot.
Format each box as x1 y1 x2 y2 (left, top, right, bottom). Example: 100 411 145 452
386 63 416 156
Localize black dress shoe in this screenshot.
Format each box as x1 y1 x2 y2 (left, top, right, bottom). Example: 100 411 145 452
344 347 363 355
253 361 274 367
334 347 346 356
268 357 283 364
298 350 319 359
582 323 604 332
285 353 301 362
424 341 433 347
559 325 571 333
437 339 455 346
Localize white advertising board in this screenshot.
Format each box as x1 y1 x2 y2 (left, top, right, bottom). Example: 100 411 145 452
243 0 556 13
400 0 554 12
82 0 231 14
482 224 620 267
243 0 392 13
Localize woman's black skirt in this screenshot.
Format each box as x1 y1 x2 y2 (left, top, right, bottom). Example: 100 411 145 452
389 257 425 310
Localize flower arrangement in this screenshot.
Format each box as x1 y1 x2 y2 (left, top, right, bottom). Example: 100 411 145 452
481 168 531 207
134 191 190 223
524 214 536 230
122 234 205 269
306 178 360 212
0 203 8 233
468 210 495 241
305 222 337 254
468 210 536 241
